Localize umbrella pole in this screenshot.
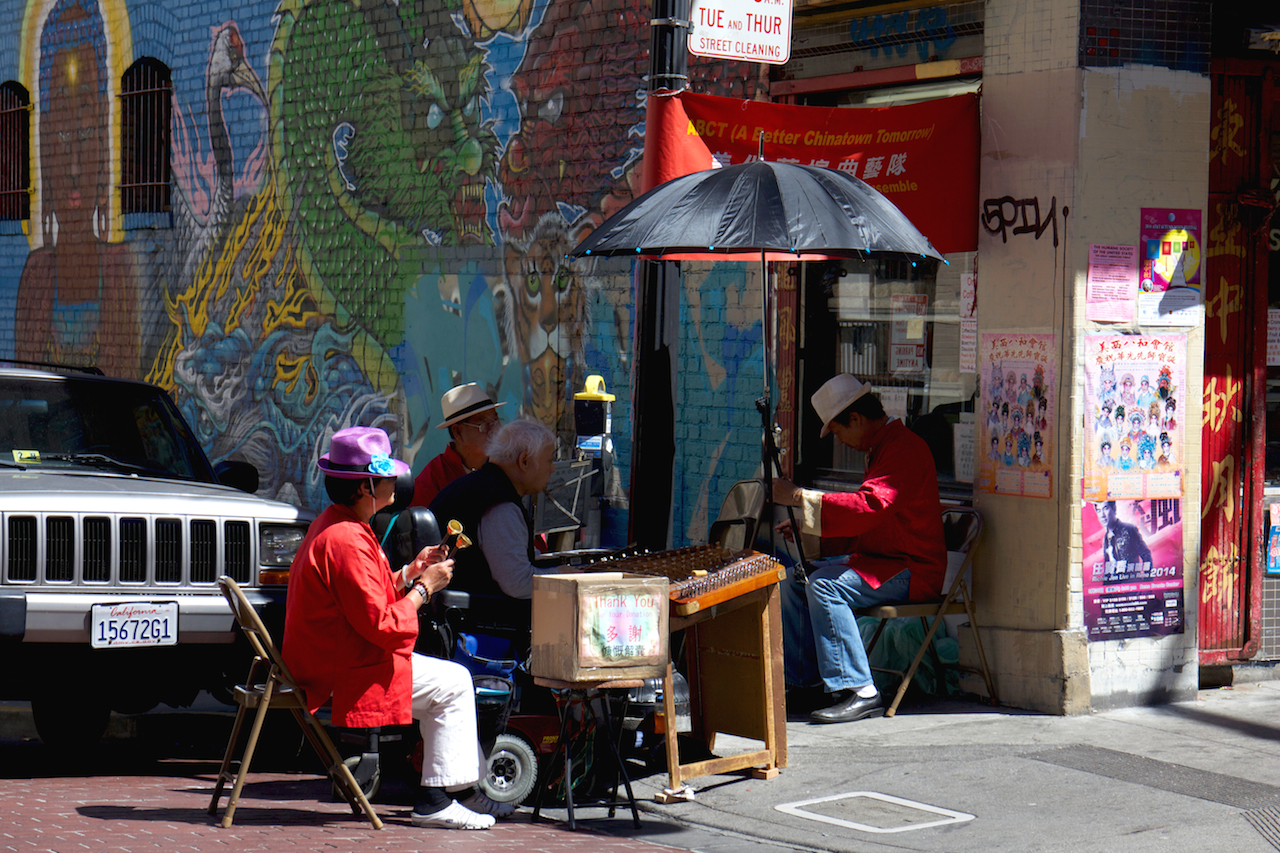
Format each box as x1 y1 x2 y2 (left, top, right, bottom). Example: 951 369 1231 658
759 249 809 584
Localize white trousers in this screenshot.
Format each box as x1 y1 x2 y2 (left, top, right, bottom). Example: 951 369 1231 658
410 652 486 788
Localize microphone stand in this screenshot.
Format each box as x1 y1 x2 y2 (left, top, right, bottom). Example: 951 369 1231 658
758 394 810 584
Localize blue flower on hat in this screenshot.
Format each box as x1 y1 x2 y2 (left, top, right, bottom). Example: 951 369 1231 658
368 454 396 476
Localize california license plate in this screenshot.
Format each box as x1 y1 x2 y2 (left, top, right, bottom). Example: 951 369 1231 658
91 602 178 648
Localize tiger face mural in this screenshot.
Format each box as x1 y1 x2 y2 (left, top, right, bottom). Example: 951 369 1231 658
499 212 588 441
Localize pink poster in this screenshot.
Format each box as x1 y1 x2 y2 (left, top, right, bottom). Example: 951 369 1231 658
1139 208 1202 291
1082 334 1185 501
977 333 1055 498
1083 498 1185 641
1085 244 1138 323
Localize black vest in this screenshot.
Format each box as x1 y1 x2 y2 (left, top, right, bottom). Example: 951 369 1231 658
428 462 536 598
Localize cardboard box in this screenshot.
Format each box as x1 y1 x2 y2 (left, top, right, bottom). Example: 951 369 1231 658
531 572 669 682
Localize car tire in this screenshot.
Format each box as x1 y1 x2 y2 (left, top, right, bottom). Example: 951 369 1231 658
482 733 538 805
31 688 110 752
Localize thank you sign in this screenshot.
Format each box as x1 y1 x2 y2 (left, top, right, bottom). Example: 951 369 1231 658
688 0 793 65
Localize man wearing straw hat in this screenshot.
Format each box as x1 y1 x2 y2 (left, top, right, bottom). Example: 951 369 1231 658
283 426 513 829
773 375 947 724
412 383 506 508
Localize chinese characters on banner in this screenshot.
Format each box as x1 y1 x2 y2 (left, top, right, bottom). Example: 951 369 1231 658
1083 498 1185 640
977 333 1055 498
1081 334 1187 642
646 91 980 253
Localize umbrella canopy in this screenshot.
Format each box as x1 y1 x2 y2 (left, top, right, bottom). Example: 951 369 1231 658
569 160 943 261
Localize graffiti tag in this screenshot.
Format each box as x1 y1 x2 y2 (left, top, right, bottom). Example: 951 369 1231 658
981 195 1064 248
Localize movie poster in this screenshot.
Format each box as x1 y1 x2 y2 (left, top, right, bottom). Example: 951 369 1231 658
1082 334 1185 501
977 333 1055 498
1083 498 1185 640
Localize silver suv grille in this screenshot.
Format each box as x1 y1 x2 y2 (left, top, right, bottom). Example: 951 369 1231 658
4 514 254 586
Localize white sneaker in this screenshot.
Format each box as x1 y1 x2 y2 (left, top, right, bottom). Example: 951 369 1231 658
411 801 495 830
459 791 517 818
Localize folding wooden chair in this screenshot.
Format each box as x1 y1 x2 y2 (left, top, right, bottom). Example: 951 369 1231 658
854 507 998 718
208 576 383 829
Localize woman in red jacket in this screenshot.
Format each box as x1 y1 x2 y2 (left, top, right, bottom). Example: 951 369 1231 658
282 426 511 829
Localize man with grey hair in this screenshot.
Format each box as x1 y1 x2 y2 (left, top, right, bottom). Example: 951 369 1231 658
429 419 557 600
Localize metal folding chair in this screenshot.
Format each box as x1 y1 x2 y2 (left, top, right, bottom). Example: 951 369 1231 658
854 507 998 718
208 576 383 829
708 479 766 551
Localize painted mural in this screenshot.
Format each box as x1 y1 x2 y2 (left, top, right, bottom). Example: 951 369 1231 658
0 0 764 540
15 0 139 380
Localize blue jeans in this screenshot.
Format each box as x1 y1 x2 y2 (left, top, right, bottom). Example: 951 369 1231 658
781 556 912 693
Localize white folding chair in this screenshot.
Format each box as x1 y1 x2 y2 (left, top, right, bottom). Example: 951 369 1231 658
854 508 998 717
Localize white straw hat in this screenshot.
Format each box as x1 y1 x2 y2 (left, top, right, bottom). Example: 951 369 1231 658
811 374 873 438
438 383 505 429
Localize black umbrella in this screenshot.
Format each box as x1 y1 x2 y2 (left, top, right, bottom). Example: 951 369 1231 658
569 160 943 577
569 158 943 409
570 159 943 261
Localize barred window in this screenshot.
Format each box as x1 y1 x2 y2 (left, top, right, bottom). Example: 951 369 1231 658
0 82 30 221
119 58 170 214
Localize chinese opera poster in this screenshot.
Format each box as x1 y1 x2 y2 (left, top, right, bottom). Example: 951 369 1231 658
977 333 1055 498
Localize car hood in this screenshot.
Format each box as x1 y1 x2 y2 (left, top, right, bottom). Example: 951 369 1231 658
0 469 312 522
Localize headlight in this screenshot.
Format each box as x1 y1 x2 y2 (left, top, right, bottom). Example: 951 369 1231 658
260 523 307 567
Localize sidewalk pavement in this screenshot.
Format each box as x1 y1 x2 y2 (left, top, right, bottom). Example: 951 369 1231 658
6 672 1280 853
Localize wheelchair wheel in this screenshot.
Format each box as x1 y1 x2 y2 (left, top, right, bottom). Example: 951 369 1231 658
332 754 381 802
482 733 538 804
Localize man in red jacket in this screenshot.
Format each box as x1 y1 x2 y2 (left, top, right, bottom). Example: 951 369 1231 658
773 375 947 724
283 426 511 829
412 383 504 508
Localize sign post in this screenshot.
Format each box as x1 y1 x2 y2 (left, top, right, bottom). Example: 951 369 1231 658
688 0 793 64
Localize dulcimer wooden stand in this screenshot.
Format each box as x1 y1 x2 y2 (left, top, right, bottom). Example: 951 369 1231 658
566 545 789 800
657 552 788 799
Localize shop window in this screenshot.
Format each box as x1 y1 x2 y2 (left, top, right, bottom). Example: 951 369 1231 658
0 82 30 221
119 58 170 216
794 253 978 499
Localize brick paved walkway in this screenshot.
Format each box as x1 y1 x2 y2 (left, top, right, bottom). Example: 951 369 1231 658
0 745 682 853
0 770 684 852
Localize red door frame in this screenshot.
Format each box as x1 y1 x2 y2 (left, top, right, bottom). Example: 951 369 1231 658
1200 59 1276 665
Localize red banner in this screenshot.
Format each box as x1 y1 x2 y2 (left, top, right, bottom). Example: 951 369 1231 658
642 91 979 255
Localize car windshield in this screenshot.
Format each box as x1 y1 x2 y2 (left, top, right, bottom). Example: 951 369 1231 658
0 374 216 482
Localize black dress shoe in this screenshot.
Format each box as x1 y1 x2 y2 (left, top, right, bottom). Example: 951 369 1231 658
809 691 885 724
785 686 830 714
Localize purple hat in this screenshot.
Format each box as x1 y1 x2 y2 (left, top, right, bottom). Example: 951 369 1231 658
317 427 411 479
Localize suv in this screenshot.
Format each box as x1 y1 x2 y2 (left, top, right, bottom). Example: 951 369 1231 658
0 365 313 748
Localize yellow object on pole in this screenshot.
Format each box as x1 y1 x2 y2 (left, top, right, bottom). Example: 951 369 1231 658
574 374 615 402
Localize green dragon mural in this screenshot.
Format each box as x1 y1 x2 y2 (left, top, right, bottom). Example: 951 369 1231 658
270 0 501 341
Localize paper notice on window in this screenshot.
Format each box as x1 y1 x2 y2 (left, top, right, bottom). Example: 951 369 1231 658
959 272 977 373
953 421 975 483
890 294 928 374
878 386 909 421
960 320 977 373
1086 244 1137 323
1269 310 1280 366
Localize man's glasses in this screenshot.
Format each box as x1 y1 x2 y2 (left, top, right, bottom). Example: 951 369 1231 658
460 418 499 435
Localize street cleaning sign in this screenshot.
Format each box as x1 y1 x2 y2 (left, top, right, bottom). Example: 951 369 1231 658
688 0 793 64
